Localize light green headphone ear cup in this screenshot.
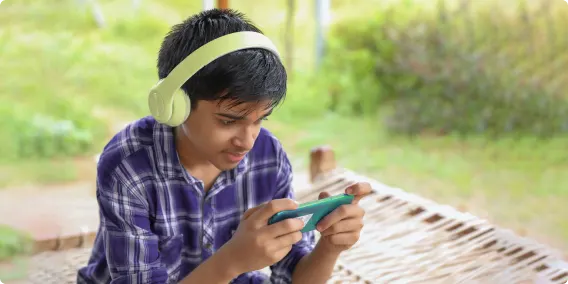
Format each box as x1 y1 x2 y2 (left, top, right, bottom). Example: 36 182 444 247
166 90 191 127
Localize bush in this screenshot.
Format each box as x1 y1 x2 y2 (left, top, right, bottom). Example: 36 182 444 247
0 101 104 161
321 0 568 138
0 225 32 261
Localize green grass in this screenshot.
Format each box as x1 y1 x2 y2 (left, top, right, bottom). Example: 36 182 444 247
0 0 566 264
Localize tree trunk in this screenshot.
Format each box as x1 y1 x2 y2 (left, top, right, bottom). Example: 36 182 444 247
218 0 229 9
285 0 296 77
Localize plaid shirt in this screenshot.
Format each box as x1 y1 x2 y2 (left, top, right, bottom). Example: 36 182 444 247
77 116 316 284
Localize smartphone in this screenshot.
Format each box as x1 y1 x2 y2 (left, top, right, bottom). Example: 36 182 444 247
267 193 355 233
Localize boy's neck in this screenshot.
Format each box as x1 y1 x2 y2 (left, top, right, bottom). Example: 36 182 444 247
174 127 221 192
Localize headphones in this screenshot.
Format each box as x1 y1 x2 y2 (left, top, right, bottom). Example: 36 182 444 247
148 31 281 127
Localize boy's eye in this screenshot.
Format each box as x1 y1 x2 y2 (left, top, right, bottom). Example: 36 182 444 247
221 120 236 125
220 117 268 126
254 117 269 125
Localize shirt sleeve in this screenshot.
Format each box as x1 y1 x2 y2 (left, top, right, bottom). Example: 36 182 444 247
97 171 167 284
269 148 317 284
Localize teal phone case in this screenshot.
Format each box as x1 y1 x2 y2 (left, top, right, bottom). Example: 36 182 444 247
267 193 355 233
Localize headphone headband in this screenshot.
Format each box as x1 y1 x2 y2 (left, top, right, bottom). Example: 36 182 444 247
148 31 281 126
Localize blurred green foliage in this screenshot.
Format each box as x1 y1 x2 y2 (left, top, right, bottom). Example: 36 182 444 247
0 103 98 161
0 0 172 162
0 225 32 261
321 0 568 138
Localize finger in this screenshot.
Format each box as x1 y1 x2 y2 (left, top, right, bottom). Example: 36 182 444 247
264 218 305 238
326 232 361 246
316 204 364 232
243 205 264 220
250 199 299 227
318 191 331 200
320 218 364 237
345 182 373 204
274 231 304 250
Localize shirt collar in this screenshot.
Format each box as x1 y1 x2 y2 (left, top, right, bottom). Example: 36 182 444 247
152 121 249 184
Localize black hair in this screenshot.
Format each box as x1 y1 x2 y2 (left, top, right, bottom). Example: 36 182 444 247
157 9 287 113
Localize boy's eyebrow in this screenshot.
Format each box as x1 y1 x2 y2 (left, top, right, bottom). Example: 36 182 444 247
215 109 273 120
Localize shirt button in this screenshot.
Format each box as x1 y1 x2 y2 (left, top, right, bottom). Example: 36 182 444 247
205 243 213 250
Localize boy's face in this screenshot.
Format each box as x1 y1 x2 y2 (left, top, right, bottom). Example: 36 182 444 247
178 98 273 171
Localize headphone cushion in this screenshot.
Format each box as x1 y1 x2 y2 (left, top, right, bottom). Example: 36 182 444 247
166 91 191 127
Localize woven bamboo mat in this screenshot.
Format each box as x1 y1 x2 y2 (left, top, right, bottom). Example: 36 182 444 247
298 168 568 284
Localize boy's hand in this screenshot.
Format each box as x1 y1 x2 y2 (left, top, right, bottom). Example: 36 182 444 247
221 199 305 275
316 182 372 253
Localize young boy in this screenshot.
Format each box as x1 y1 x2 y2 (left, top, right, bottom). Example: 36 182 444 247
77 8 370 284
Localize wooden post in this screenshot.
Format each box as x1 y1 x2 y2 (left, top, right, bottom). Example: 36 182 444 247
217 0 229 9
309 145 336 182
